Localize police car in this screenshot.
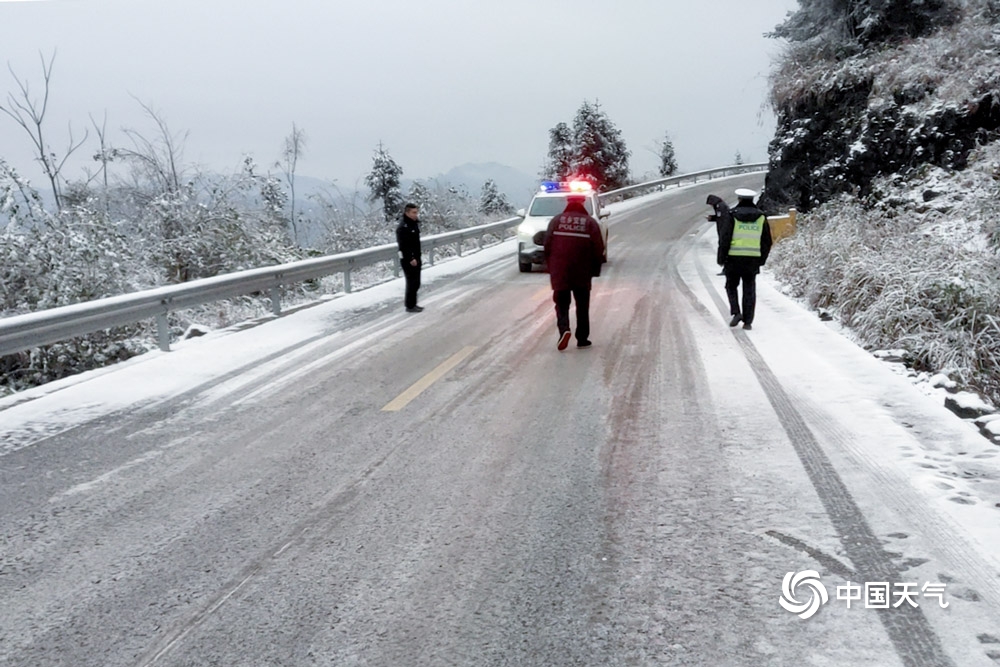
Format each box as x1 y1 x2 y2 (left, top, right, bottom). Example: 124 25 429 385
515 180 610 273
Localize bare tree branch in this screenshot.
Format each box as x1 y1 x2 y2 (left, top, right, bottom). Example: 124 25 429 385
0 51 90 213
116 96 188 195
278 122 306 244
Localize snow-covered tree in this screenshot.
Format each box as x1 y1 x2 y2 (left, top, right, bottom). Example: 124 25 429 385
478 179 513 217
570 101 632 190
658 132 678 177
364 142 404 222
770 0 958 54
541 122 573 180
407 180 431 209
420 181 477 232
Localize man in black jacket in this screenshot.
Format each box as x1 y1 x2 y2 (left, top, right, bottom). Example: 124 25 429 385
396 203 423 312
543 195 605 351
706 193 731 276
717 188 772 330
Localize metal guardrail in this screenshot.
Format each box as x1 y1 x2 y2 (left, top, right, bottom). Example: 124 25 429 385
598 162 767 201
0 163 767 356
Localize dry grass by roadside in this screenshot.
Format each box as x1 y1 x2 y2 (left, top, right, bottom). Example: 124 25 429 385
768 142 1000 405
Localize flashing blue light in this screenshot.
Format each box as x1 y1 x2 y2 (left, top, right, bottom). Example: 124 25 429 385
539 180 594 193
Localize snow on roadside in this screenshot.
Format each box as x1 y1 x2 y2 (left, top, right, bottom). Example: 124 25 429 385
680 223 1000 588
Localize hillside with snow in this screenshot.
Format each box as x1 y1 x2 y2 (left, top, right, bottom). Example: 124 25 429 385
761 0 1000 410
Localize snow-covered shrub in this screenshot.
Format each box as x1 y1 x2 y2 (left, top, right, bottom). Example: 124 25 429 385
0 161 314 395
0 159 49 231
0 204 156 394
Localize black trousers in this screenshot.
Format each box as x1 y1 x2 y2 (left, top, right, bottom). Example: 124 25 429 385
553 287 591 342
402 262 421 308
724 265 757 324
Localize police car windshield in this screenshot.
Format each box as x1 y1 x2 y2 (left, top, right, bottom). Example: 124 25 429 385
528 195 594 217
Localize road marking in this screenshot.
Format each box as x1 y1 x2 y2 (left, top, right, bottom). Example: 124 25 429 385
381 346 477 412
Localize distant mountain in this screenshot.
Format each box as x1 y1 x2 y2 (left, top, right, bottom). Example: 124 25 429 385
292 162 538 209
423 162 539 209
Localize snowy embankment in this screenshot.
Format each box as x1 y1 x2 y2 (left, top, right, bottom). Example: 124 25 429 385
768 140 1000 438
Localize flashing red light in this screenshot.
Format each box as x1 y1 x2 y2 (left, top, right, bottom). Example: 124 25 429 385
539 179 594 193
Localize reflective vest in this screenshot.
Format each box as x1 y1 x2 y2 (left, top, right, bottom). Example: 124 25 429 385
729 215 764 257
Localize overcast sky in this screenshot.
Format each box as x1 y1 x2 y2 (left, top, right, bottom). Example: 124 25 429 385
1 0 799 190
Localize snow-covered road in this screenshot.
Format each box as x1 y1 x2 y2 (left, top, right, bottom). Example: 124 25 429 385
2 175 999 666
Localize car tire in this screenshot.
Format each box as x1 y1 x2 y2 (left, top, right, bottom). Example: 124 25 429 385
518 259 532 273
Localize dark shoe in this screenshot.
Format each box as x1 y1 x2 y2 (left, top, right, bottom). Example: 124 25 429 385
406 306 424 313
577 340 592 349
742 323 752 330
557 331 571 351
717 271 725 276
729 314 742 327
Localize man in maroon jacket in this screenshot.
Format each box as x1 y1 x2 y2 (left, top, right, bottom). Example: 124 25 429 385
543 194 606 351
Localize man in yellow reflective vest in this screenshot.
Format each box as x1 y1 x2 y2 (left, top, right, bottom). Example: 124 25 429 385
717 188 772 331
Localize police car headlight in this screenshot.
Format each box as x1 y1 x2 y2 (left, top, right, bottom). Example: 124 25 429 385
517 222 534 236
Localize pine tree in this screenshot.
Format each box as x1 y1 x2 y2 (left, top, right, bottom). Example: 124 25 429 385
658 132 678 177
364 142 404 222
478 179 513 217
541 122 574 180
569 100 631 191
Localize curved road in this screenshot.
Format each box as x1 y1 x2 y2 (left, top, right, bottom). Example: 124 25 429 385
2 176 999 666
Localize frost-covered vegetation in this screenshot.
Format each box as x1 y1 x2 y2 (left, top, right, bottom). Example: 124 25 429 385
0 88 502 396
767 0 1000 407
2 90 637 398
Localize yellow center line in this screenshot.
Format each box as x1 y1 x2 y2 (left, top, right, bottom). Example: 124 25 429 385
381 346 478 412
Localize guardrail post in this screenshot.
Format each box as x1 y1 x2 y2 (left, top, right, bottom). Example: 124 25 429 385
155 313 171 352
269 287 281 316
429 248 435 266
456 240 463 257
344 269 352 293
